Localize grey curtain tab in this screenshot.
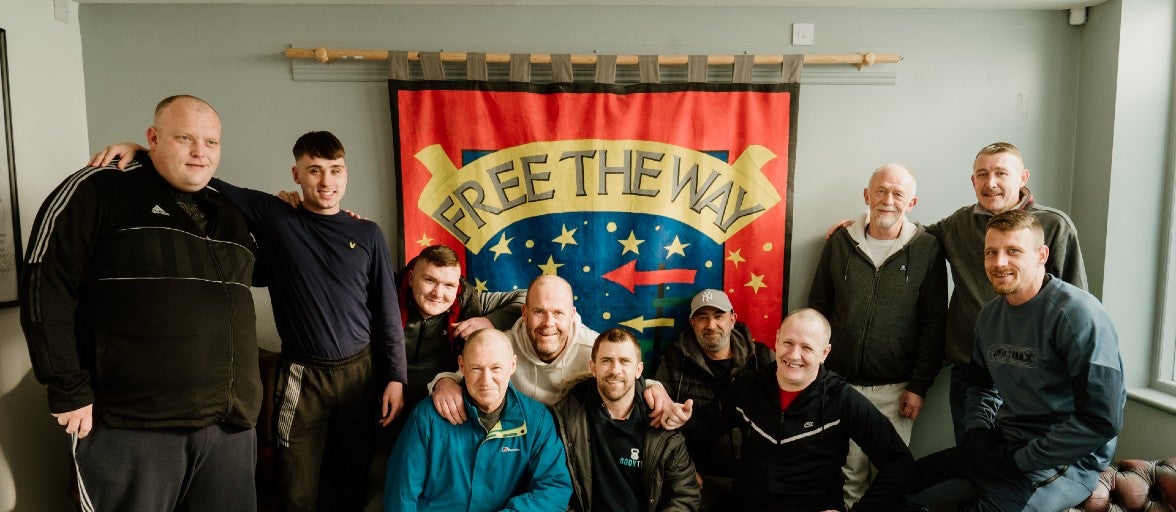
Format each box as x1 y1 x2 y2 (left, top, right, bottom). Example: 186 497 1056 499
420 52 445 80
509 53 531 83
687 55 708 83
638 55 660 84
733 55 754 84
467 52 488 81
595 55 617 85
782 54 804 84
551 54 573 83
388 51 409 80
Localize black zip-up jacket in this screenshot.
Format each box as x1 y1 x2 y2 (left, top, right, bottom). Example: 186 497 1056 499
687 364 913 512
808 220 947 396
20 159 261 429
552 378 701 512
653 323 773 477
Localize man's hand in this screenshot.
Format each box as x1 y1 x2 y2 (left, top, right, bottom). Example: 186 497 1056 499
88 142 145 170
53 404 94 438
276 190 302 208
653 399 694 430
898 390 924 420
431 377 467 425
826 219 855 239
379 381 405 426
643 382 693 429
450 317 493 340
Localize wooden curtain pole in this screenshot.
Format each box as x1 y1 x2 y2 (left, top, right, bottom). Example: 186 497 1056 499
282 48 900 70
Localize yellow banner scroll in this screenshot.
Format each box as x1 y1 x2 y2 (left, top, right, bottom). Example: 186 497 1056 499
415 140 781 254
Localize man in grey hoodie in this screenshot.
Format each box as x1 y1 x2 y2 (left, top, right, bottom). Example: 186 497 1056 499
809 163 948 509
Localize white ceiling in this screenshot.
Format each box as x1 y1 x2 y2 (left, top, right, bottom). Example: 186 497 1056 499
73 0 1109 10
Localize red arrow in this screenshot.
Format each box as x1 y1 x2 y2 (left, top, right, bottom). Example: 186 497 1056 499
602 260 697 294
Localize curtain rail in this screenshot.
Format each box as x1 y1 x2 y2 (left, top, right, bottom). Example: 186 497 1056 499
283 48 900 69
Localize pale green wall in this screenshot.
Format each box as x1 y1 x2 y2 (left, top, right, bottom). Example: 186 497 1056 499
0 0 90 510
1 0 1174 510
73 0 1086 476
1075 0 1176 460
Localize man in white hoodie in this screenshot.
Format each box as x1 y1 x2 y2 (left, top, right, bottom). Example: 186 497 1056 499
808 164 948 508
430 275 690 427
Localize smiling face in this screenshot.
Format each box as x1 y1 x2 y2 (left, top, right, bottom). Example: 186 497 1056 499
690 306 737 357
459 330 517 413
590 337 643 404
971 151 1029 214
774 311 832 392
146 97 221 193
863 165 917 233
409 260 461 318
524 276 576 363
292 155 347 215
984 225 1048 306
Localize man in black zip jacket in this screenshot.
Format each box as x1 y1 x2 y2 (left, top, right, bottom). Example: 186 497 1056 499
654 289 773 510
686 308 913 512
20 95 261 512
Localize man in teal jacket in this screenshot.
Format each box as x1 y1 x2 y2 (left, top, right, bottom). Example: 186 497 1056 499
384 328 572 511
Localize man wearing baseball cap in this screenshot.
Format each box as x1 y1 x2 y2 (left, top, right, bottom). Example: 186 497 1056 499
654 288 774 510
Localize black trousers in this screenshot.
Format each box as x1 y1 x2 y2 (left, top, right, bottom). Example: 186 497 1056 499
74 422 257 512
273 346 378 512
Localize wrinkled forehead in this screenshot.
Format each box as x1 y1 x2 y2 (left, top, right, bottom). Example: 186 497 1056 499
973 151 1024 173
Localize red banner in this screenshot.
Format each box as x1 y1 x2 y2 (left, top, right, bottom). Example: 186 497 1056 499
391 81 797 362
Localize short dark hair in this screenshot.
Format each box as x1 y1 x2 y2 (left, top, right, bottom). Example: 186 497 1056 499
415 245 460 269
592 327 642 360
292 131 345 161
976 141 1023 161
986 210 1044 246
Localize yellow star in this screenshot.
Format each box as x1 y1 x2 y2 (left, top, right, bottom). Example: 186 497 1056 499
664 236 690 259
726 248 746 268
618 231 644 255
745 273 767 294
552 224 578 251
538 256 564 276
488 233 514 261
473 278 489 294
415 233 435 247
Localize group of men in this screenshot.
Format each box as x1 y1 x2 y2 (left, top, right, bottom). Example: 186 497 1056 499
18 93 1126 512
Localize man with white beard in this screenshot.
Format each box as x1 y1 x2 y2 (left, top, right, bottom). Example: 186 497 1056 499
808 163 947 509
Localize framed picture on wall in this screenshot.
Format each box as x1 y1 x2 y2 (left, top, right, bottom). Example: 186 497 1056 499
0 28 22 307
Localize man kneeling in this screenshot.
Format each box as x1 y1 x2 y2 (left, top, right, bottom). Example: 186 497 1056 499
553 327 701 511
384 329 572 511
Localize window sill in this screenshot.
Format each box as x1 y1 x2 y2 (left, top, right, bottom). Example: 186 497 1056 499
1128 387 1176 416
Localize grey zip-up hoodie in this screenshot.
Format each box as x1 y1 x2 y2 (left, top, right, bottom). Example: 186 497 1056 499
808 215 948 396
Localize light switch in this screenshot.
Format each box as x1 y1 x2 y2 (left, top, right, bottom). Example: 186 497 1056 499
792 23 815 46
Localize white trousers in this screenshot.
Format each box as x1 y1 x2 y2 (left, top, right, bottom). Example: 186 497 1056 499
842 382 914 509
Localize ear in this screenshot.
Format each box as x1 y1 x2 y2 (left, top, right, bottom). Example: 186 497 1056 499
508 355 518 376
819 343 832 362
458 355 465 375
730 312 738 323
862 187 870 205
1020 169 1030 187
291 166 301 184
146 126 160 150
636 360 644 375
1037 244 1050 266
907 196 918 210
588 358 597 374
